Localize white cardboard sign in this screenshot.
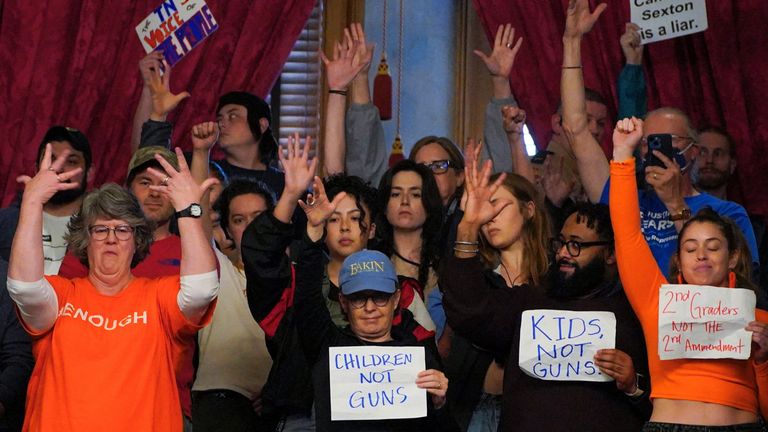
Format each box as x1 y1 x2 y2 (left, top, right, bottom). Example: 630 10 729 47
658 284 755 360
135 0 219 66
630 0 708 44
329 346 427 421
519 310 616 382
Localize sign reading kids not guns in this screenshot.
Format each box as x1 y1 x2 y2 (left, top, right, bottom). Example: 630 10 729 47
658 284 755 360
519 310 616 382
136 0 219 67
329 346 426 421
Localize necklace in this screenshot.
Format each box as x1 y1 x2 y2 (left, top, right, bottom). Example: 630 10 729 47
500 262 522 287
393 250 420 267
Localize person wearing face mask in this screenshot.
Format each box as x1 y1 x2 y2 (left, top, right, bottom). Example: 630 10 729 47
559 0 758 278
441 150 650 431
610 116 768 431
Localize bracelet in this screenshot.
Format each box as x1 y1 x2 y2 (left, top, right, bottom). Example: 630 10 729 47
454 240 480 246
562 66 582 69
624 373 645 398
329 89 348 96
453 247 480 254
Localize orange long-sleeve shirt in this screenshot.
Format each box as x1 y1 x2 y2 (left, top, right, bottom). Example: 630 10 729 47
610 159 768 417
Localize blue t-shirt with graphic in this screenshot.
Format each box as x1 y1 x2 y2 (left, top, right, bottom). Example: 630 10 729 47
601 180 759 277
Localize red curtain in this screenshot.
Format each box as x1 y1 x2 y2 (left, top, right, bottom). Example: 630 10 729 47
472 0 768 216
0 0 315 206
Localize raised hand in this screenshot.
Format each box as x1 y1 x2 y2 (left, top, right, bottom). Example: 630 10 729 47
474 23 523 78
462 153 509 228
279 133 318 199
502 105 526 135
147 147 218 211
321 27 367 91
16 144 83 206
148 59 190 120
620 23 643 65
191 121 219 152
612 117 643 162
563 0 607 40
593 349 637 393
349 23 375 74
139 51 164 87
541 154 576 207
298 176 347 228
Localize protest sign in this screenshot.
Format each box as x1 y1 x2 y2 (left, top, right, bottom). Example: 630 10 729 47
329 346 426 421
630 0 708 44
519 310 616 382
658 284 755 360
136 0 219 66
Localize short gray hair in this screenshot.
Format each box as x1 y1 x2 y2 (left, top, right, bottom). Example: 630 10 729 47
65 183 155 268
645 107 699 143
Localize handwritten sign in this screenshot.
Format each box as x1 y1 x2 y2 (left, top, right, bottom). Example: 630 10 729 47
658 284 755 360
135 0 219 67
630 0 708 44
329 346 426 421
519 310 616 382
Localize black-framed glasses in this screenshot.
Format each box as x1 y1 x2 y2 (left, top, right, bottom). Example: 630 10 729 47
346 292 395 309
421 160 455 175
88 225 134 241
550 238 609 257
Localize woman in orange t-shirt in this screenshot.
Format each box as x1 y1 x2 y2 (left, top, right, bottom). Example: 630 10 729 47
6 146 219 431
609 117 768 431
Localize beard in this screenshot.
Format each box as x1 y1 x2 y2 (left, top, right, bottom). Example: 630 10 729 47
692 163 729 191
48 176 87 205
547 255 608 299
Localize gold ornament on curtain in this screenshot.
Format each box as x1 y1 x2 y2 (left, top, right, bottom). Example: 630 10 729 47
373 0 392 120
388 0 405 167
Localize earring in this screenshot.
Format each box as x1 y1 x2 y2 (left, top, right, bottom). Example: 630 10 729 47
728 270 736 288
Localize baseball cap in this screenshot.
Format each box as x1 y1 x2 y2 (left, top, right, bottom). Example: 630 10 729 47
339 250 398 295
37 126 92 169
126 146 179 185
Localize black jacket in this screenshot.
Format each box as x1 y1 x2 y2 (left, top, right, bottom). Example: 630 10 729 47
441 255 651 432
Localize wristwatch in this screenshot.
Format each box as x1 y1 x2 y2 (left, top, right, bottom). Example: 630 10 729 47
669 207 691 221
175 203 203 219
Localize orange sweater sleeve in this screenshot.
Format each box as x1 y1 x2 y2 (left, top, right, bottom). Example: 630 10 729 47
755 309 768 418
609 159 668 321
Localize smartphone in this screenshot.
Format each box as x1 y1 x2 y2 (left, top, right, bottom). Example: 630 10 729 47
644 134 676 168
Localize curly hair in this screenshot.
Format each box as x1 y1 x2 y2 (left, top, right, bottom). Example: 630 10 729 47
376 160 443 288
324 174 379 233
565 202 614 251
65 183 155 269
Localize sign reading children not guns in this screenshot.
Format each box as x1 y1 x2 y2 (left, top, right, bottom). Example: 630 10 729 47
519 310 616 382
329 346 426 421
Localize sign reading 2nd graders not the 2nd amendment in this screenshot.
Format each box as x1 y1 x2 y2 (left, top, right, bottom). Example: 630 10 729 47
519 310 616 382
658 284 755 360
329 346 427 421
630 0 708 44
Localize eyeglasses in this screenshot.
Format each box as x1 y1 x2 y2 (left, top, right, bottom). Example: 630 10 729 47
88 225 135 241
345 292 395 309
550 238 610 257
420 160 455 175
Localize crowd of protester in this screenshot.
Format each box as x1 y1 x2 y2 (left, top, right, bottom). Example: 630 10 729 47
0 0 766 431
